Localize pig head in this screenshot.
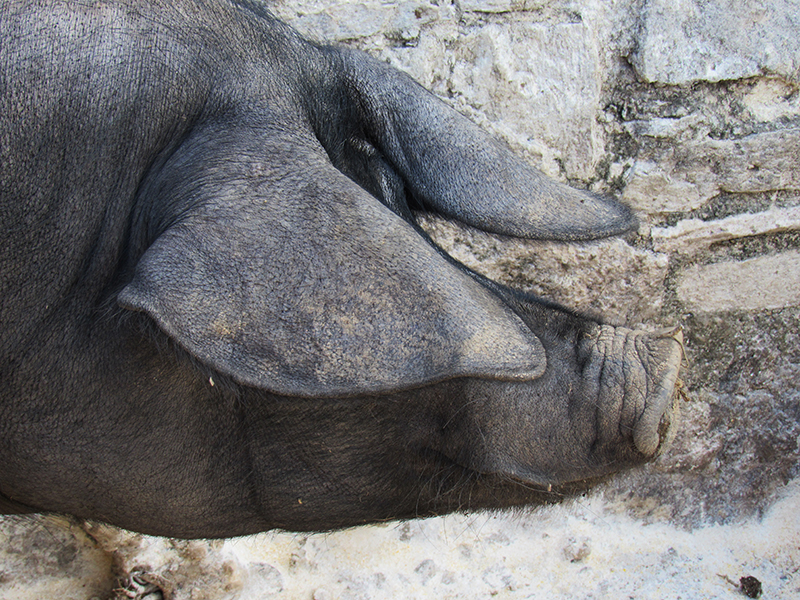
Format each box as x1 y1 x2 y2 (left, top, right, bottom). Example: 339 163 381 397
0 0 683 537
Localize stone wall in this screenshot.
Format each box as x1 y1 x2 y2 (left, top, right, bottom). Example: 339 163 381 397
2 1 799 598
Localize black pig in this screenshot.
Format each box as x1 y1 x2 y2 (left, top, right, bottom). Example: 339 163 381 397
0 0 683 537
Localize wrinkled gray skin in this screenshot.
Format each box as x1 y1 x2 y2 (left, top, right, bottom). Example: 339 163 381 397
0 0 684 538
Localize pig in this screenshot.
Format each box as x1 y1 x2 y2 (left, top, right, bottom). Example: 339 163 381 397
0 0 683 537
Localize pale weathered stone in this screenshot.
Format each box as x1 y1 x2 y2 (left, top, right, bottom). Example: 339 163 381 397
0 516 115 600
450 19 603 180
8 486 800 599
623 114 706 141
677 251 800 313
625 129 800 214
631 0 800 85
743 78 800 123
84 522 250 600
652 205 800 254
273 0 437 42
420 215 670 323
709 128 800 194
622 159 712 214
459 0 525 13
374 21 460 96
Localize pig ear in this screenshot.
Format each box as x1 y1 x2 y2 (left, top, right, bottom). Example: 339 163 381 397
341 50 635 241
118 138 545 398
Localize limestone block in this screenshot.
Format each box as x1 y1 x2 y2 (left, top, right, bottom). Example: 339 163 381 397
373 22 460 96
624 128 800 214
420 215 669 323
272 0 438 42
458 0 552 13
459 0 524 12
631 0 800 85
709 128 800 194
743 78 800 123
677 251 800 313
652 205 800 255
450 19 603 180
623 114 706 141
622 159 712 214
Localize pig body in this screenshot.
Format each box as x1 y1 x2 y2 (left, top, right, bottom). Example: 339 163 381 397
0 0 682 537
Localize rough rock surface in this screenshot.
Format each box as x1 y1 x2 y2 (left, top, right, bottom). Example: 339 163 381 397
3 0 800 598
630 0 800 85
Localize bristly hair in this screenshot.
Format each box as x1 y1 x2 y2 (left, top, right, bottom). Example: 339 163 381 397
104 302 248 407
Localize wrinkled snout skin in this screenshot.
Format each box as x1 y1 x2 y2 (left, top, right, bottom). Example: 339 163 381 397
0 0 684 538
